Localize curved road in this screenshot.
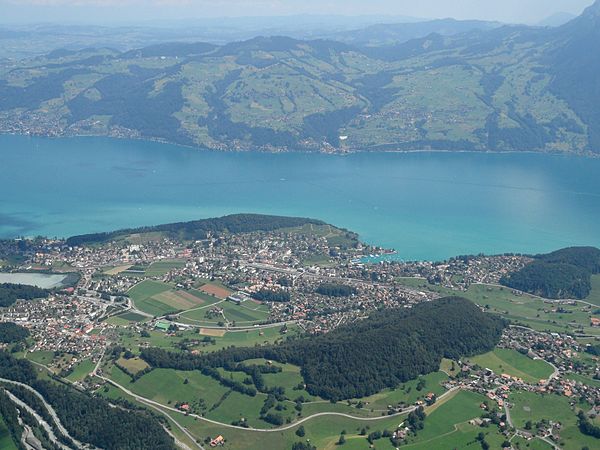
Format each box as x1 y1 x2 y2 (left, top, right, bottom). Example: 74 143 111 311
97 373 460 433
0 377 92 449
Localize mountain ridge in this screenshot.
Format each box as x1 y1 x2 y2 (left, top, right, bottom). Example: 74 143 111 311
0 5 599 154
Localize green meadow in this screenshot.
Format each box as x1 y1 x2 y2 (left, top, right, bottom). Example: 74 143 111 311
465 348 554 383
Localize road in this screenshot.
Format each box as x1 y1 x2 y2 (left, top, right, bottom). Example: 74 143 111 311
97 373 461 433
0 377 91 449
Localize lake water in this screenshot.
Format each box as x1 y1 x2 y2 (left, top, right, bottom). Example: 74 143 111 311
1 134 600 261
0 272 68 289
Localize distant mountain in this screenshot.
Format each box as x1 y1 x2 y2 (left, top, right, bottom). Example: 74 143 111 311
538 12 577 27
1 2 600 154
326 18 501 46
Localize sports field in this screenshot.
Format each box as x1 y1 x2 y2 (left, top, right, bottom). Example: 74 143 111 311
465 348 554 384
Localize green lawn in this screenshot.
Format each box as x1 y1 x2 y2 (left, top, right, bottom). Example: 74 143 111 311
466 348 554 383
509 391 598 450
565 372 600 388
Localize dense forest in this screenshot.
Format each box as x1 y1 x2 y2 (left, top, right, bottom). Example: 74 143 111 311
142 297 505 401
0 351 175 450
251 289 291 303
0 283 49 307
315 283 357 297
501 247 600 299
66 213 326 246
0 322 30 343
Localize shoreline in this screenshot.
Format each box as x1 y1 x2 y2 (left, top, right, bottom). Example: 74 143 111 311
1 131 597 160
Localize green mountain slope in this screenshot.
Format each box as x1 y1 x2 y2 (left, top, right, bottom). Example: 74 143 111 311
0 2 599 154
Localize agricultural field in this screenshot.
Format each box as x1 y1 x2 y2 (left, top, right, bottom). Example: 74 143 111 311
128 280 211 316
396 278 600 335
180 297 270 325
465 348 554 384
508 391 597 450
199 282 232 299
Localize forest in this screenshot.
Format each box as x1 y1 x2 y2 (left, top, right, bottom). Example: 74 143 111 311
0 351 176 450
0 283 49 307
142 297 506 401
0 322 30 343
66 213 326 246
501 247 600 299
315 283 357 297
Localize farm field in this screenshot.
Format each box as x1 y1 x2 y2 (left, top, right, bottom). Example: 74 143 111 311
396 278 600 335
128 280 210 316
509 391 598 450
199 282 232 299
465 348 554 384
180 297 270 325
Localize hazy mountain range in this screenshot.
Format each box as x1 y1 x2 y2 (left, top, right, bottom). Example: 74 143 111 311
0 1 599 154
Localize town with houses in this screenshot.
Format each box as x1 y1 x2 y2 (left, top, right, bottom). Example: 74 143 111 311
1 222 599 449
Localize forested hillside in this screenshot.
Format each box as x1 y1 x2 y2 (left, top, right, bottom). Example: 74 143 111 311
501 247 600 299
66 213 326 246
142 297 506 400
1 1 600 154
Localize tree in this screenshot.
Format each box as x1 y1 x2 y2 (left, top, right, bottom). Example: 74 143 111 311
296 426 305 437
337 434 346 445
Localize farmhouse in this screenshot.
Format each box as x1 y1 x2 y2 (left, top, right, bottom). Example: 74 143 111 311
210 435 225 447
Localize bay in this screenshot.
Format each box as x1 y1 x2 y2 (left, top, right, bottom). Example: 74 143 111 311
1 134 599 261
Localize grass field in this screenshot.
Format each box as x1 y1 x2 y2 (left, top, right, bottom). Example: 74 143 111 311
66 359 95 382
565 372 600 388
357 371 449 411
0 416 17 450
466 348 554 383
128 280 210 316
585 274 600 307
114 311 148 323
397 278 600 335
509 391 598 450
180 297 270 325
145 260 186 277
103 264 132 275
117 356 149 374
439 358 460 377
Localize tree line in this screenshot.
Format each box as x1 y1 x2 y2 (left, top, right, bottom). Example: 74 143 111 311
0 283 49 307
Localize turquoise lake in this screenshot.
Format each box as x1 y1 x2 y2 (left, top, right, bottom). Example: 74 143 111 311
1 134 599 261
